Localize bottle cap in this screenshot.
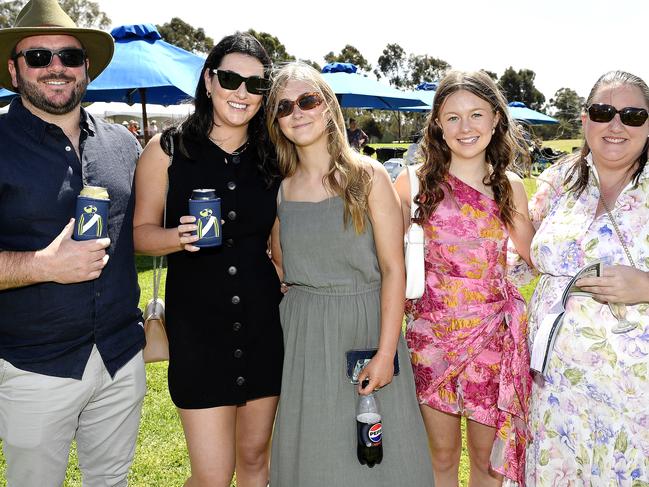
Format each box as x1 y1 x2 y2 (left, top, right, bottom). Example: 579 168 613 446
79 186 109 200
191 188 216 200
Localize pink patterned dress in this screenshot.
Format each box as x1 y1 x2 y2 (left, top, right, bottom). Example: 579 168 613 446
406 174 532 484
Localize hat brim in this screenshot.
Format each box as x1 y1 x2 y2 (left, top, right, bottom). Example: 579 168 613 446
0 27 114 90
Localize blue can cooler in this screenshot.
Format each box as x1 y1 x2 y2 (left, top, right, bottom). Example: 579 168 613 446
73 186 110 241
189 189 222 247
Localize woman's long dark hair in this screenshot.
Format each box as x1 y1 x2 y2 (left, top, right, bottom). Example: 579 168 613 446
566 70 649 196
160 32 278 184
416 70 530 226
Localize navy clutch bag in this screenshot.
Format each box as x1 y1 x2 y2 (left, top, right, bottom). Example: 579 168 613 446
345 348 400 384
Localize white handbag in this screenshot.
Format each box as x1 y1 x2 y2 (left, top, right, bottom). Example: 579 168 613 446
404 164 425 300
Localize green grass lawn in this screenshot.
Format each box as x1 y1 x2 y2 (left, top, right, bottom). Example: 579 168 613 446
371 139 583 153
0 174 545 486
542 138 582 154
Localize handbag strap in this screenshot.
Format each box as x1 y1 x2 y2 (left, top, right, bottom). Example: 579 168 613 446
152 135 174 300
406 163 421 221
594 176 636 269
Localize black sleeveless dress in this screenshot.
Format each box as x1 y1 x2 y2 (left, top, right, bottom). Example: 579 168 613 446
164 136 283 408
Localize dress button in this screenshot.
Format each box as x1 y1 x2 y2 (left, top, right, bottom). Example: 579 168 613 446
234 349 243 359
227 181 236 190
65 146 72 152
232 322 242 332
228 210 237 221
236 376 245 386
228 266 237 276
225 238 234 247
231 295 240 304
232 155 240 165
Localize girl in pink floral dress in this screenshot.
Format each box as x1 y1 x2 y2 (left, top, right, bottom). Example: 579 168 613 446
395 71 535 486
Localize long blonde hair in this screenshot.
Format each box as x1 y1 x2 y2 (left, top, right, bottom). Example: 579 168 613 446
266 62 372 234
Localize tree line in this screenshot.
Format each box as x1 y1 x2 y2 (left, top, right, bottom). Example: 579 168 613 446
0 1 584 140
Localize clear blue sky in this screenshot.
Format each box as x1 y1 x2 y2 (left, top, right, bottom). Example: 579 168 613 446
97 0 649 102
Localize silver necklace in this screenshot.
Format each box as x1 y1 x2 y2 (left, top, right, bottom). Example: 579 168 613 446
207 134 249 156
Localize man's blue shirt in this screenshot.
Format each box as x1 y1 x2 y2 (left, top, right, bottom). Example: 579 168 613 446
0 98 145 379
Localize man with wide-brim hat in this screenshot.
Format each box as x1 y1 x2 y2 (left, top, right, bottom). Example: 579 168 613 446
0 1 146 486
0 0 113 91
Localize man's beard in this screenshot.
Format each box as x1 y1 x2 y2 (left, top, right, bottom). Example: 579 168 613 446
15 68 88 115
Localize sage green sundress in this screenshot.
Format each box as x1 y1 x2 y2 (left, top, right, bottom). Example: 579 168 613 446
269 193 433 487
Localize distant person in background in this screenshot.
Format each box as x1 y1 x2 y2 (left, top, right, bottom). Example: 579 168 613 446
525 70 649 486
395 70 534 486
128 120 141 137
346 117 369 150
147 119 159 136
404 132 423 165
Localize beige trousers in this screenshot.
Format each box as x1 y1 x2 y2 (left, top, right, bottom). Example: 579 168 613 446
0 346 146 487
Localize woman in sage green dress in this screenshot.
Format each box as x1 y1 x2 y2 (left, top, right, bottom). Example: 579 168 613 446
265 62 434 487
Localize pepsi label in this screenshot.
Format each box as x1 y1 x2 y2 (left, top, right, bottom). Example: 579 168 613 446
368 422 382 443
357 413 382 447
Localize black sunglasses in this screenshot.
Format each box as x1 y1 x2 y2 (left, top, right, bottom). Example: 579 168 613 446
276 92 324 118
14 48 86 68
587 103 649 127
211 69 270 95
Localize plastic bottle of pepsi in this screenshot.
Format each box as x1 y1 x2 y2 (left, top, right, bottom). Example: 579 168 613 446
356 379 383 467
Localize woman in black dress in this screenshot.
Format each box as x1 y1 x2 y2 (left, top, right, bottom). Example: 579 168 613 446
133 33 282 487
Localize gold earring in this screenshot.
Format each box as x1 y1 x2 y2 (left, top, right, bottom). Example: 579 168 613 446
207 90 211 98
492 127 495 135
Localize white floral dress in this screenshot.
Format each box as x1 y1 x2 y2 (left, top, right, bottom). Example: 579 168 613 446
525 156 649 486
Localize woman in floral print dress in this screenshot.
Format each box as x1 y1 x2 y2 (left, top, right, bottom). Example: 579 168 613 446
525 71 649 485
395 71 535 486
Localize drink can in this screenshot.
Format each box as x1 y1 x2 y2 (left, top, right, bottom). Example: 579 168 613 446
73 186 110 241
188 189 222 247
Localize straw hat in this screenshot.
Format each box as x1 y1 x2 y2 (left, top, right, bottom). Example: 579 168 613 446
0 0 114 90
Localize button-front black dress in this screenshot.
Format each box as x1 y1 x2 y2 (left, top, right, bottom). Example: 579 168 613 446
164 136 283 408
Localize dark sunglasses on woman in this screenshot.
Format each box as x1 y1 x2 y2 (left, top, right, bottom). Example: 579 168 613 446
587 103 649 127
276 92 324 118
13 48 86 68
211 69 270 95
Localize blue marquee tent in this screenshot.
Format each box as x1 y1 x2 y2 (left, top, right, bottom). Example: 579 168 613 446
321 63 426 110
507 101 558 125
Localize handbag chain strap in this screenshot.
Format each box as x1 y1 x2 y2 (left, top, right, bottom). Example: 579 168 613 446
595 177 636 269
406 163 421 222
152 136 174 300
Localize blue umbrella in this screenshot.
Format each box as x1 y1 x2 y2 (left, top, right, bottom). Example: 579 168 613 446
321 63 426 110
507 101 558 125
88 24 204 142
395 82 436 112
87 24 204 106
416 81 438 91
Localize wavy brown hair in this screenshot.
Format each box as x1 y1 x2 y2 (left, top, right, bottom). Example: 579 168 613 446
266 62 372 234
565 70 649 196
416 70 530 226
